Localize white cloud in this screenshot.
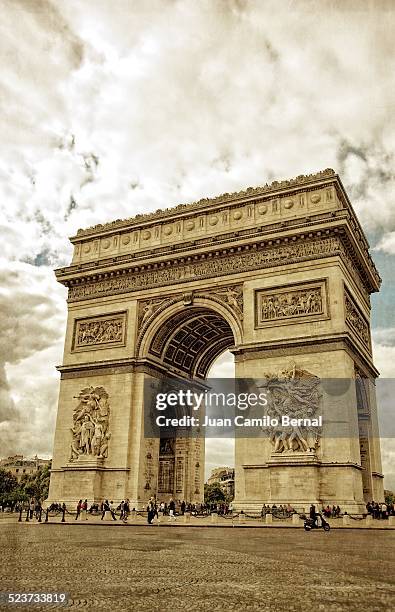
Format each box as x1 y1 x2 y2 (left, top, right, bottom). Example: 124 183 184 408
374 232 395 256
0 259 66 456
372 336 395 377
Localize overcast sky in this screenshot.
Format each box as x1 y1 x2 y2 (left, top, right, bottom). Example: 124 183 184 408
0 0 394 489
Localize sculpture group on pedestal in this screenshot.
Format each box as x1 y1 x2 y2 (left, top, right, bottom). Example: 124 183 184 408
70 386 111 461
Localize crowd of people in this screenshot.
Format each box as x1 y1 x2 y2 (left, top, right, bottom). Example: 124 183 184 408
261 503 295 516
145 499 235 523
7 496 395 521
322 505 342 518
366 500 394 519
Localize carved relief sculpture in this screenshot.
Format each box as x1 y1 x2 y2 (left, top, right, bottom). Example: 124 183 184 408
137 298 170 330
261 365 322 454
256 281 326 327
73 313 126 350
144 439 156 490
212 285 243 319
70 386 111 461
344 289 370 349
261 287 322 321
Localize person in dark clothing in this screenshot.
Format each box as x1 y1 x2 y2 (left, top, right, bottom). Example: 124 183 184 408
309 504 317 525
122 499 130 523
101 499 116 521
180 500 186 515
75 499 82 520
147 498 156 524
168 498 176 521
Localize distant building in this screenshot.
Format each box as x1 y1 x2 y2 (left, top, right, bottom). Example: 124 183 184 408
207 467 235 499
0 455 51 481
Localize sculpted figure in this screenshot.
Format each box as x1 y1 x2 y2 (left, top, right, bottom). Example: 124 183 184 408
80 415 94 454
69 386 111 460
224 287 239 309
264 365 322 454
99 432 111 458
141 301 156 326
91 418 104 455
70 422 82 460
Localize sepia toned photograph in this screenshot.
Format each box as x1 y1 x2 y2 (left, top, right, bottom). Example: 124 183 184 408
0 1 394 610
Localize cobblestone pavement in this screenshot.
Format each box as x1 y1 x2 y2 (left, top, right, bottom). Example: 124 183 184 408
1 524 394 612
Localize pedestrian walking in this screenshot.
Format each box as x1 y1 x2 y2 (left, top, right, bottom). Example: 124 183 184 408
109 500 117 520
168 498 176 521
35 501 42 520
75 499 82 520
122 499 130 523
101 499 117 521
147 498 156 524
82 499 88 520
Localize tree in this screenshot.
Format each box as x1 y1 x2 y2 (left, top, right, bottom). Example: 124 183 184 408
0 469 18 501
204 483 225 504
384 489 394 505
20 464 51 501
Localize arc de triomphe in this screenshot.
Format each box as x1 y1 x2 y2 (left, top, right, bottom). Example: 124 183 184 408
48 169 384 513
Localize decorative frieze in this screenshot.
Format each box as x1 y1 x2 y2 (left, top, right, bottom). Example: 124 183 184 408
69 236 341 302
72 312 127 351
256 281 327 327
344 289 370 350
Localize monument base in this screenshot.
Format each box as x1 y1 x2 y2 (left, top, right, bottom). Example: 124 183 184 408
47 457 130 507
234 455 367 515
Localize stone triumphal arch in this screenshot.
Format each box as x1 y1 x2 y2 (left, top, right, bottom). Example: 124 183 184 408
48 169 384 513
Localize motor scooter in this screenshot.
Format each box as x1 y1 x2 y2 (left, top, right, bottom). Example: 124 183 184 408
304 513 330 531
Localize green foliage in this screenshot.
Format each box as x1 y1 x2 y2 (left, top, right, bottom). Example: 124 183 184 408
22 464 51 500
384 489 394 505
0 469 18 499
204 482 225 504
7 488 29 503
0 463 51 503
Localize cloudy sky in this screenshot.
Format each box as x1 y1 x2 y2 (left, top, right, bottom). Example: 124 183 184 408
1 0 394 488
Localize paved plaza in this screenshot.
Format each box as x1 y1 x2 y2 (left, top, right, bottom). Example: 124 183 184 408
1 522 394 611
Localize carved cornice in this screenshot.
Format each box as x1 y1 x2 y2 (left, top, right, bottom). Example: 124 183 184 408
232 333 379 378
57 358 136 379
75 169 336 238
243 462 364 471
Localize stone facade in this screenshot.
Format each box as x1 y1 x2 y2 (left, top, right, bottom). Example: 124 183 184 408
48 169 384 513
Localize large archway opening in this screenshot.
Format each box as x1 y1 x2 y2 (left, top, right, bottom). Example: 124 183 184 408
140 300 240 504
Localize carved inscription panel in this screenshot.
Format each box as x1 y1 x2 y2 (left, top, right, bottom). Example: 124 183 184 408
72 312 127 351
255 280 328 328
